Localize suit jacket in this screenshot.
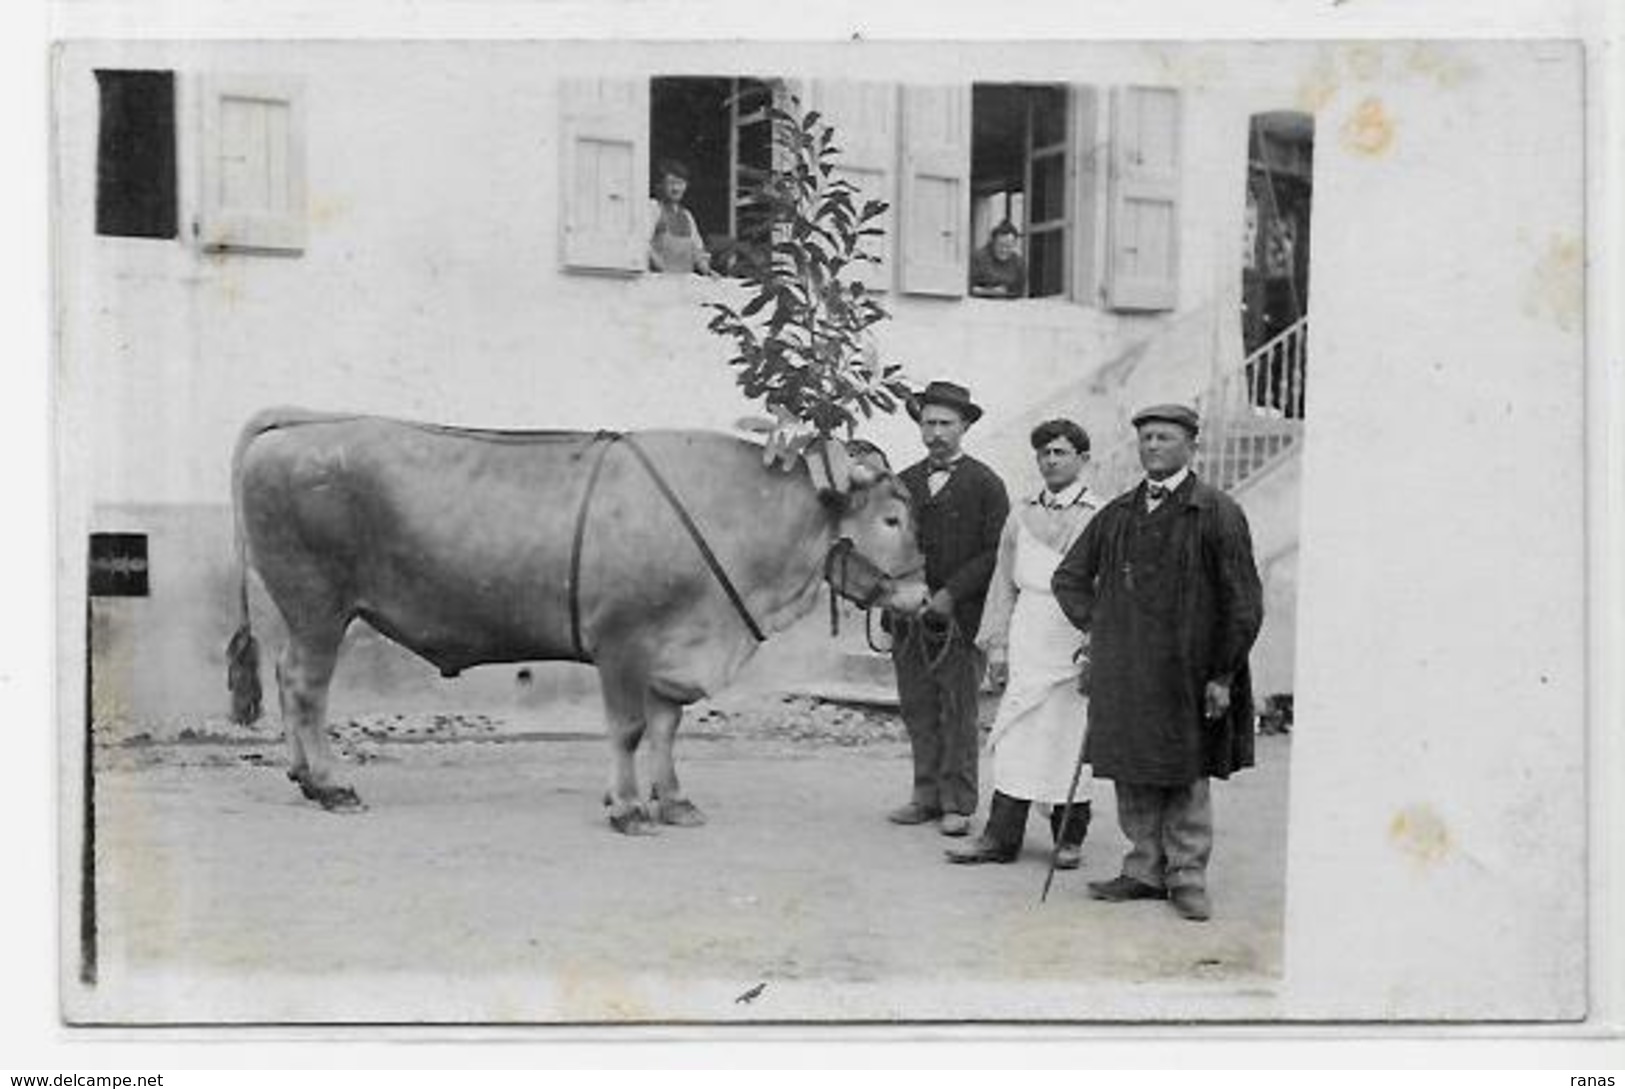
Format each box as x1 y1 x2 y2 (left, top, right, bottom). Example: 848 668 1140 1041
1051 472 1264 784
898 455 1011 639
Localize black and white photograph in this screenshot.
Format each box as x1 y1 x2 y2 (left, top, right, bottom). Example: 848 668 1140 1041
35 22 1610 1041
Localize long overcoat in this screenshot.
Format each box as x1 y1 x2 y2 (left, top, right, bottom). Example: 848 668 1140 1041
1051 473 1264 784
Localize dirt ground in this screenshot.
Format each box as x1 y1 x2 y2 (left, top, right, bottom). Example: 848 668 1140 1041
81 694 1291 1024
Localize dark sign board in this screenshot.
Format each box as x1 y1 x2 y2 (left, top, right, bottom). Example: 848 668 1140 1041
88 533 149 598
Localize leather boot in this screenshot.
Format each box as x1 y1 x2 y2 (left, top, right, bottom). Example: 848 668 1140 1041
944 791 1026 863
1050 800 1091 870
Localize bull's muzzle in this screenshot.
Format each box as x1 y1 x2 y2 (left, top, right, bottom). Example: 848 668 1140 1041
824 538 925 612
878 575 930 615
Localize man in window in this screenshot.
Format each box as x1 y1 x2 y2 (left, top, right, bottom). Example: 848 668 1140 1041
969 220 1027 299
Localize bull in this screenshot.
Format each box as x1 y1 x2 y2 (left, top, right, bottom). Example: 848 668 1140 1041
225 408 927 833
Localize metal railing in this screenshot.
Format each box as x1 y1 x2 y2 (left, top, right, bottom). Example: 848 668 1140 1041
1090 316 1308 497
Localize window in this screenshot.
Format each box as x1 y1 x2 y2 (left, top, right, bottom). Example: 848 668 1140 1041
95 70 178 240
970 84 1070 298
560 77 1180 311
649 76 778 277
88 533 149 598
197 75 308 254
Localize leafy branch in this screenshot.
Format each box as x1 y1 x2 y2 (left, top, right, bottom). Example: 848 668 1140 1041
705 96 913 446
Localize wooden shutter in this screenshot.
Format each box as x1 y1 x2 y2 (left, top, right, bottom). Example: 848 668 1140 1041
805 80 897 292
198 75 306 253
899 85 971 297
1068 85 1104 304
560 79 648 274
1105 86 1181 311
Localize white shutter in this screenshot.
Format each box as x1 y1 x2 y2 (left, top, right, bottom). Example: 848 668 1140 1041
198 75 306 253
560 79 648 274
899 85 971 297
804 80 897 292
1106 86 1182 311
1068 85 1104 304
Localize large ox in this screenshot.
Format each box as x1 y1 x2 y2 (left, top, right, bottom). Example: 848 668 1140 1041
226 408 927 832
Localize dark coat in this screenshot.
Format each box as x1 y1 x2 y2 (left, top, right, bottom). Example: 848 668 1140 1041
897 455 1010 639
1051 473 1264 784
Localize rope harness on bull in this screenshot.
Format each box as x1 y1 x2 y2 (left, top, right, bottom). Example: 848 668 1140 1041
567 430 624 661
567 431 768 662
566 429 919 664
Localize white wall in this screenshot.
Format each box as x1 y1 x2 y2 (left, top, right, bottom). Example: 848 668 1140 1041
1283 41 1585 1018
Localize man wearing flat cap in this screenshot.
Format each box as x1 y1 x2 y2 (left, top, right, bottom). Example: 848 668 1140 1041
886 381 1010 837
1051 403 1263 921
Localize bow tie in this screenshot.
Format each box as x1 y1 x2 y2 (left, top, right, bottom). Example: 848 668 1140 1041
1147 483 1169 501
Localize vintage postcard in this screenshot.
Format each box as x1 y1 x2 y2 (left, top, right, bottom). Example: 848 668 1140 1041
50 36 1592 1028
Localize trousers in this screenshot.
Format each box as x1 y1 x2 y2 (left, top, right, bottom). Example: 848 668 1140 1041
891 624 983 817
981 790 1091 853
1113 778 1213 892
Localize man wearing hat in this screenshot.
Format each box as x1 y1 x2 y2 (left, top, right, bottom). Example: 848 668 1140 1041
1051 403 1263 921
886 381 1011 837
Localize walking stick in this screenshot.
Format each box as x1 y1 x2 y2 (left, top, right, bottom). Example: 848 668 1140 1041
1039 726 1091 904
1040 654 1092 904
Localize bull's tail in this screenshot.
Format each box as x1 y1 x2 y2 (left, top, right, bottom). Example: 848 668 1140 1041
226 613 261 725
226 416 269 724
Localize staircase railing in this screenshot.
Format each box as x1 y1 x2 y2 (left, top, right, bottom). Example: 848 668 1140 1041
1091 316 1308 497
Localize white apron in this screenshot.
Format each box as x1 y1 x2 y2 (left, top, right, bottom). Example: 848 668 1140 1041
987 520 1092 803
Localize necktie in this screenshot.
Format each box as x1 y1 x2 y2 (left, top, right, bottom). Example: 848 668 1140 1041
928 466 952 496
1147 483 1169 502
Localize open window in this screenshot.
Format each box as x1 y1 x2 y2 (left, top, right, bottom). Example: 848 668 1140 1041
1242 109 1313 418
648 77 779 278
568 76 901 284
95 69 179 240
969 84 1071 299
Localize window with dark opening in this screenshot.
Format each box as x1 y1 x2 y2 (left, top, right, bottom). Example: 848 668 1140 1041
649 77 777 278
1242 110 1313 419
95 70 177 240
87 533 149 598
970 84 1069 298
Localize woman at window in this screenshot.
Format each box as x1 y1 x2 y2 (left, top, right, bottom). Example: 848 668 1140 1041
647 158 716 277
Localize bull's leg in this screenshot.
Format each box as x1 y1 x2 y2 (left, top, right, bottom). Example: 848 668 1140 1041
597 666 656 835
646 691 705 827
277 623 361 812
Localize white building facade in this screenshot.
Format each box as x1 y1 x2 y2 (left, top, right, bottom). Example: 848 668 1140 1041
56 41 1308 719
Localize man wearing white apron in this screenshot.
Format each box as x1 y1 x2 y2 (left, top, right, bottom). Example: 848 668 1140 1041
948 419 1099 867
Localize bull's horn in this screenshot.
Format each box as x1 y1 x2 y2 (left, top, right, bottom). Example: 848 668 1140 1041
805 437 853 495
735 416 777 435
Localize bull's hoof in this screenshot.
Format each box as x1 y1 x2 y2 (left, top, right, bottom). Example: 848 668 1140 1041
297 779 366 812
656 797 707 827
607 803 658 836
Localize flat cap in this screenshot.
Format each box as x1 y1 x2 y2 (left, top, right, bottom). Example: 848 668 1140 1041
1131 403 1200 435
